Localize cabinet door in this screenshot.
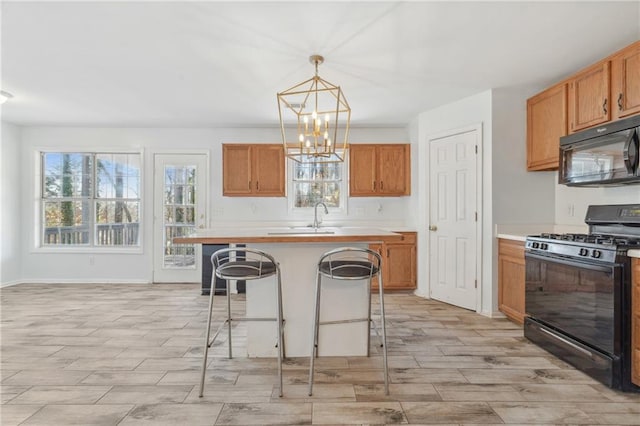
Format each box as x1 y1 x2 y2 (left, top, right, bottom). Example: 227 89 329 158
377 145 411 195
222 144 252 196
527 83 567 171
385 243 416 290
498 239 525 324
569 61 611 133
349 145 377 196
612 41 640 120
632 258 640 386
253 145 285 196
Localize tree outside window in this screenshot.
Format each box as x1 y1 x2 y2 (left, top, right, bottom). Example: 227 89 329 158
41 152 141 247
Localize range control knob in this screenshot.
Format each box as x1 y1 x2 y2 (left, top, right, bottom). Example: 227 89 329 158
540 243 548 250
592 250 602 259
579 248 589 256
532 242 540 249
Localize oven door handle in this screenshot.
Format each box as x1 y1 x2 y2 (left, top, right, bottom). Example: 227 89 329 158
525 252 617 274
538 327 594 357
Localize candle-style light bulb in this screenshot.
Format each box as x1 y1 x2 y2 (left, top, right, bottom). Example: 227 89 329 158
299 134 304 142
305 139 311 148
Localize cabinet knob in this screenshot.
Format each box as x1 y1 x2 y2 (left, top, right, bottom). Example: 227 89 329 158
429 225 438 231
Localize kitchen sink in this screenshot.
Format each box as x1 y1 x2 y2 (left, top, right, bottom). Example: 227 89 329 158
267 229 336 235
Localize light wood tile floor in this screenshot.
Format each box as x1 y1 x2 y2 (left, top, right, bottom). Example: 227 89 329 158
2 283 639 425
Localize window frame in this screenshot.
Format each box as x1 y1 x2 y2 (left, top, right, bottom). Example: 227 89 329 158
36 149 144 253
286 153 348 218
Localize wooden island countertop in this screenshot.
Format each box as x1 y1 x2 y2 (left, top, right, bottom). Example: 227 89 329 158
174 226 403 245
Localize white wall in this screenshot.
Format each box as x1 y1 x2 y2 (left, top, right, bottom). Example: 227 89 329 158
1 122 22 285
15 125 410 284
416 87 559 317
416 90 493 313
491 87 556 225
555 183 640 225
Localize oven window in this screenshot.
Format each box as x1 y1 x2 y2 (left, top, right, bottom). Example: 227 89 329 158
525 255 617 354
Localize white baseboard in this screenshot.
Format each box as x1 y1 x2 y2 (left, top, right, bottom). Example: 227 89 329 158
0 280 23 288
1 279 151 287
412 289 430 298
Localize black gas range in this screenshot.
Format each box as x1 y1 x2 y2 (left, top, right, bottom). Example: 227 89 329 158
524 204 640 392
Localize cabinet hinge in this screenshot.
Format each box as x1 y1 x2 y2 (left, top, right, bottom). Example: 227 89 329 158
475 279 477 288
475 212 478 222
475 145 478 154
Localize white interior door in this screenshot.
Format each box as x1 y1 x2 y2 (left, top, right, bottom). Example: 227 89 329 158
428 126 480 310
153 153 208 283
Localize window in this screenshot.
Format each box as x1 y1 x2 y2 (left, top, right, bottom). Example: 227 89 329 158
41 152 141 247
290 157 345 209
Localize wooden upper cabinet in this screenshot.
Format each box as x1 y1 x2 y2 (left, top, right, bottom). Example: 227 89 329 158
349 144 410 196
253 145 285 196
223 145 252 195
349 145 377 195
568 60 611 133
222 144 285 197
612 41 640 120
527 82 567 171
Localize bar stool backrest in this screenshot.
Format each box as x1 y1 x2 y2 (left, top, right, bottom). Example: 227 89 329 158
317 247 382 280
212 247 278 281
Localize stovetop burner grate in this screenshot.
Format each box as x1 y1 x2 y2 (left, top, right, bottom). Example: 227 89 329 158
537 233 640 247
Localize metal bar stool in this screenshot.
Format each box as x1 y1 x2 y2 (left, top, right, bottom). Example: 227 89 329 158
199 247 285 397
308 246 388 395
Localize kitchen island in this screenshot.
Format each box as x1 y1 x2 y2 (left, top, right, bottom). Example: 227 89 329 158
176 227 402 357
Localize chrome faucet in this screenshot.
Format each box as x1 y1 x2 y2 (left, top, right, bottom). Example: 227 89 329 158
313 201 329 229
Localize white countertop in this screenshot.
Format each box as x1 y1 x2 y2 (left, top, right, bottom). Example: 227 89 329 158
495 224 588 242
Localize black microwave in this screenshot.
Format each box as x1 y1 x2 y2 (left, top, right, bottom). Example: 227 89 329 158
559 114 640 186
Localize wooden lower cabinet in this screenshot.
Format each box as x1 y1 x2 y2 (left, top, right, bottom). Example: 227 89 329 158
498 238 526 324
632 258 640 386
371 232 417 292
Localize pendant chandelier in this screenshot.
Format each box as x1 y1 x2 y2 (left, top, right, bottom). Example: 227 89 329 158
277 55 350 163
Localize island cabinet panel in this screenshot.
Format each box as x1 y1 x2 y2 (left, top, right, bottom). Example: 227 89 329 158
349 144 410 196
526 82 567 171
568 61 611 133
222 144 285 197
632 257 640 386
498 238 526 324
612 41 640 120
371 231 417 292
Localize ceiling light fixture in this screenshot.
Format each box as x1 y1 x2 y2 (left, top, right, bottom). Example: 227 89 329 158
277 55 350 163
0 90 14 105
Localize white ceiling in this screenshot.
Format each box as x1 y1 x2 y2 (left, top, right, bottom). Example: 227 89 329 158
1 1 639 128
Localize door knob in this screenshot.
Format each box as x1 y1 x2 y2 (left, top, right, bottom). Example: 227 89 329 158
429 225 438 231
